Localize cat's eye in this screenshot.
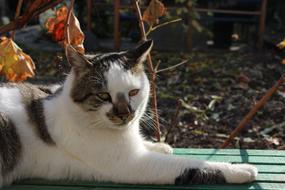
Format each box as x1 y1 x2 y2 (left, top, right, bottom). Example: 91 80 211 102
96 92 111 101
129 89 140 97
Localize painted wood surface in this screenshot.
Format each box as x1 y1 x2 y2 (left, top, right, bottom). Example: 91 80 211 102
2 148 285 190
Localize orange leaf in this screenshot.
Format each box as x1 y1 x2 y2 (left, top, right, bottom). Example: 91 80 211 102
41 5 85 53
0 37 35 82
56 5 68 22
142 0 166 26
45 17 56 34
52 21 65 42
281 59 285 65
65 11 85 54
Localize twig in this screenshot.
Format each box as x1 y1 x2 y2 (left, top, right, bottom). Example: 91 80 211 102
148 18 182 36
154 60 161 72
221 74 285 148
11 0 23 40
165 99 182 143
65 0 75 45
145 25 153 37
156 60 188 74
133 0 161 142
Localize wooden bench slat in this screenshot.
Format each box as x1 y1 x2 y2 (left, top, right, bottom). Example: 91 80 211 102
4 182 285 190
253 164 285 174
257 174 285 182
16 172 285 186
174 149 285 157
16 173 285 186
3 149 285 190
180 154 285 164
2 185 83 190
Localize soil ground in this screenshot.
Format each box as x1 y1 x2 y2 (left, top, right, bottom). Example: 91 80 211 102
153 48 285 150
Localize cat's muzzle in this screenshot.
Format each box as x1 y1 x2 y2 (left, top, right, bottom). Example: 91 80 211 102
106 111 135 126
106 96 136 126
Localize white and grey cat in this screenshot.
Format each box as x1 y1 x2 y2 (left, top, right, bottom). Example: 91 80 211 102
0 40 257 187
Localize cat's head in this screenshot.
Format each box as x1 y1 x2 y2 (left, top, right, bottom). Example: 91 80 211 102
65 40 153 129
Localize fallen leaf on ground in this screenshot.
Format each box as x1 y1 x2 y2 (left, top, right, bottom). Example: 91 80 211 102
277 39 285 49
237 72 250 83
266 137 280 146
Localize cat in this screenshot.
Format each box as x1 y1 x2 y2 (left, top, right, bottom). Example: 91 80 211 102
0 40 257 187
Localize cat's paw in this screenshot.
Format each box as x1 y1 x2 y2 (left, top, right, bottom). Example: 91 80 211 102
224 164 258 184
151 143 173 154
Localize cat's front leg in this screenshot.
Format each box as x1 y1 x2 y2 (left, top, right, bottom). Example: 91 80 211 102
103 151 257 185
143 141 173 154
176 162 258 185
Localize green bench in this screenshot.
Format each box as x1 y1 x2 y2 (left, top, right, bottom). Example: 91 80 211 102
2 148 285 190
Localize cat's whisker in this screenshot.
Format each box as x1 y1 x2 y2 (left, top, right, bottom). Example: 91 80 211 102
140 119 156 131
87 120 105 129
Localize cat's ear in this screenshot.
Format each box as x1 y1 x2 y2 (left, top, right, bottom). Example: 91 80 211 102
125 40 153 66
65 45 92 71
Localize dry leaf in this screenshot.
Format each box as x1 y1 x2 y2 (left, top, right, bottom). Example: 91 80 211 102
43 5 68 42
56 5 68 22
266 137 280 146
43 6 85 53
142 0 166 26
237 73 250 83
277 39 285 49
0 37 35 82
45 17 56 33
53 21 65 42
64 11 85 54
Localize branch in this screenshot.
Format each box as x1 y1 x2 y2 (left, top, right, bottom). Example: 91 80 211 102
11 0 24 39
133 0 161 142
0 0 64 35
165 99 182 143
221 74 285 148
154 60 161 72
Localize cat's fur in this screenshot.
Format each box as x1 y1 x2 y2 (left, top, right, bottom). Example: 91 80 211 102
0 40 257 187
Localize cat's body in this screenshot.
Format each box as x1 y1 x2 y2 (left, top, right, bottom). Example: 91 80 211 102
0 41 257 187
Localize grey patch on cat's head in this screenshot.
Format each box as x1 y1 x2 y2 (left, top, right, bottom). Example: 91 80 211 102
65 40 153 112
65 40 153 74
0 112 22 175
175 168 226 185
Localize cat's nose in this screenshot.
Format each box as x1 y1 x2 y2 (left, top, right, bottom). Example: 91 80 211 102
113 103 132 121
113 93 133 122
